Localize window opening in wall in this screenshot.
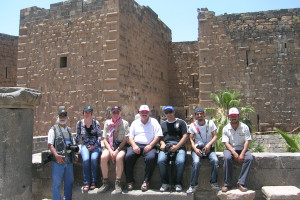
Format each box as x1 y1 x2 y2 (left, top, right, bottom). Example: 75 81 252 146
185 109 188 118
284 43 287 48
246 50 249 66
161 72 164 80
6 67 8 78
60 57 67 68
192 76 195 88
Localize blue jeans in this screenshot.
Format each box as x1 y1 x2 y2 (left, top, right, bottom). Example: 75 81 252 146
52 161 74 200
80 145 101 184
157 147 186 185
190 150 219 186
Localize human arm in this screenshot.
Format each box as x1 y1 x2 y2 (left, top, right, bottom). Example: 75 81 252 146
129 137 140 154
203 130 218 154
170 133 188 152
144 136 161 153
48 143 65 164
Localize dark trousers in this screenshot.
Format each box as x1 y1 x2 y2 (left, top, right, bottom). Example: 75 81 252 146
125 143 157 183
223 149 253 187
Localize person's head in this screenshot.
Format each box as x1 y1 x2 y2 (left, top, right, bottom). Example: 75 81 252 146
111 105 121 121
194 107 205 122
57 109 68 125
163 105 175 121
139 105 150 121
83 106 93 119
228 107 240 124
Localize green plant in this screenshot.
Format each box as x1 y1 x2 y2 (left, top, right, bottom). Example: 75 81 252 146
249 140 264 152
208 90 256 151
275 128 300 152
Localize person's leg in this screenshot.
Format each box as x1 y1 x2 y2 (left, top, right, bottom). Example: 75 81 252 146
190 151 201 186
63 162 74 200
157 150 169 184
237 150 253 185
143 148 157 182
209 151 219 184
100 149 111 179
125 146 139 183
52 162 64 200
174 148 186 185
223 149 233 187
80 145 91 185
115 150 126 179
90 147 101 183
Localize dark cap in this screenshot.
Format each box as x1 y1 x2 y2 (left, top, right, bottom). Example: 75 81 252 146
83 106 93 112
163 105 175 111
58 110 67 116
194 107 204 114
111 105 121 112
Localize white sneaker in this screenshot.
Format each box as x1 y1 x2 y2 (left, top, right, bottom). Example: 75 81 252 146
175 184 182 192
211 183 221 190
160 184 171 192
186 185 197 194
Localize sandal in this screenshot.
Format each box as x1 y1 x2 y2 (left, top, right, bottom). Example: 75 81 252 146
90 182 96 190
127 182 133 191
141 181 149 191
82 184 90 192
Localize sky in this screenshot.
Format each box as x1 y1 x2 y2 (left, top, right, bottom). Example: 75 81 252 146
1 0 299 42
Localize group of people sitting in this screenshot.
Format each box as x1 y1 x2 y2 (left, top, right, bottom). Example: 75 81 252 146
48 105 253 200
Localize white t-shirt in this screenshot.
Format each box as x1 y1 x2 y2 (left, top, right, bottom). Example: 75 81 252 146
129 117 163 145
188 119 217 145
222 121 252 150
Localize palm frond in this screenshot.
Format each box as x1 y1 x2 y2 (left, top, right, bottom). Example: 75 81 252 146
275 128 300 151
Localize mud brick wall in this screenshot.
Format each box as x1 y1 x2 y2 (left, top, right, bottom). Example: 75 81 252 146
118 0 171 120
169 42 199 119
0 33 18 87
197 8 300 132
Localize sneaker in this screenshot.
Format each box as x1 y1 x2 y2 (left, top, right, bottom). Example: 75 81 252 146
211 183 221 190
98 180 109 193
175 184 182 192
186 185 197 194
160 184 171 192
113 180 122 194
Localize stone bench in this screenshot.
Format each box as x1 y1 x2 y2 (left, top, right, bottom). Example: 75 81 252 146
262 186 300 200
217 189 256 200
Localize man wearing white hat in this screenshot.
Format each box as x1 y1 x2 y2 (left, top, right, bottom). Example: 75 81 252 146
221 107 253 193
125 105 163 191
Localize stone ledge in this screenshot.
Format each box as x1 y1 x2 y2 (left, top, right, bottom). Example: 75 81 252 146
217 189 256 200
262 186 300 200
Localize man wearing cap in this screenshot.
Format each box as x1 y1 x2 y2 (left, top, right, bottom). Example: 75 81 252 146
157 106 188 192
99 106 129 194
186 107 221 193
47 109 78 200
125 105 163 191
221 107 253 192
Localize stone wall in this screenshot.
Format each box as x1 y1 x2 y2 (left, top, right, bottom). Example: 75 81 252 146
169 42 199 119
0 33 18 87
197 8 300 132
32 152 300 199
17 0 171 136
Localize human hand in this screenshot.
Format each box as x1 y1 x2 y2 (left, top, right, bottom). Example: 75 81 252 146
143 145 152 153
160 143 166 151
133 145 140 154
87 145 95 151
55 154 65 164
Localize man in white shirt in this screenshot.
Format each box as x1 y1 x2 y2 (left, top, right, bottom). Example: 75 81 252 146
125 105 163 191
221 107 253 193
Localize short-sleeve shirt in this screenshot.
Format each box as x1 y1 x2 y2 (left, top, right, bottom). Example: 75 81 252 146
129 117 163 145
188 119 217 145
160 118 188 143
103 119 130 142
75 119 102 148
222 121 252 151
48 125 72 146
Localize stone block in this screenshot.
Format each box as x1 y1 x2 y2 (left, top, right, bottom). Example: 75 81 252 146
262 186 300 200
217 189 256 200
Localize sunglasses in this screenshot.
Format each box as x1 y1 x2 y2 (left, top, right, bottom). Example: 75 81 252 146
164 110 173 114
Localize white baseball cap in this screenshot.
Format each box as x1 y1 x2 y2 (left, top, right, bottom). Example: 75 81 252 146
228 107 239 116
139 105 150 112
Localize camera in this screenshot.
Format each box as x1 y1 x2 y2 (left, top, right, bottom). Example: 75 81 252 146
66 144 79 153
43 144 79 164
43 153 54 164
195 143 207 157
165 143 177 161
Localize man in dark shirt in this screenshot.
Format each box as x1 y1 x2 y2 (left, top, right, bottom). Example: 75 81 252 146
158 106 188 192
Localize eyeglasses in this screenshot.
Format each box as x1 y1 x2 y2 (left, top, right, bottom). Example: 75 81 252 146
164 110 173 114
